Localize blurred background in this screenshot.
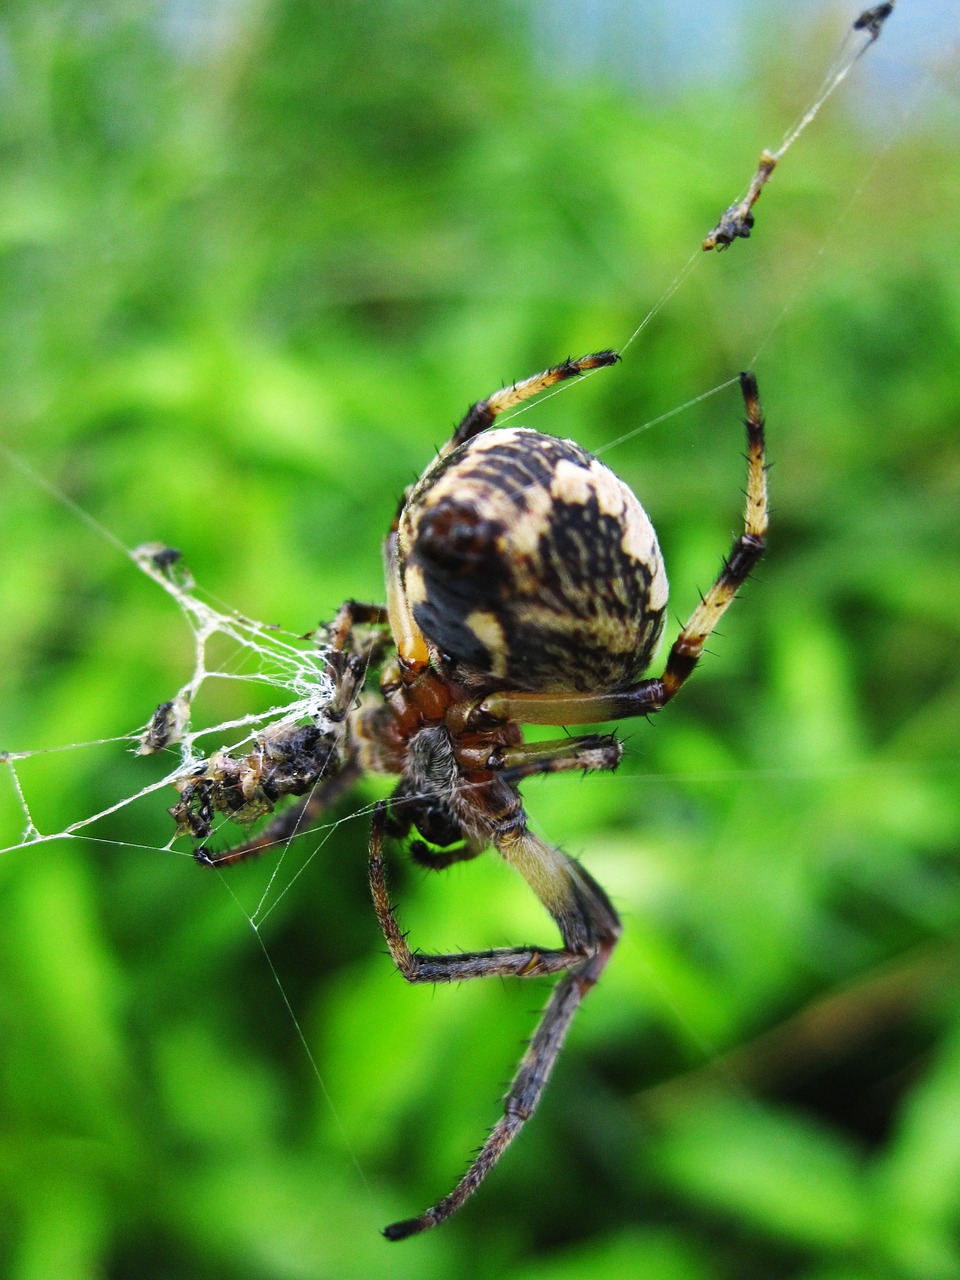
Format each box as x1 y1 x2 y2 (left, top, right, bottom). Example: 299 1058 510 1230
1 1 958 1277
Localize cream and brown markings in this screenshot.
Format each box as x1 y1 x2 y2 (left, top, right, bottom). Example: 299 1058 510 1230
398 427 668 692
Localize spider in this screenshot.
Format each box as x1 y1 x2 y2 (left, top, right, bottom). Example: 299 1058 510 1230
168 352 768 1239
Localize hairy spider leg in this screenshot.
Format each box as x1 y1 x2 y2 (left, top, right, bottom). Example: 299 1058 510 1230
370 775 621 1240
477 372 767 727
449 732 623 787
448 350 620 454
324 599 389 653
369 810 583 986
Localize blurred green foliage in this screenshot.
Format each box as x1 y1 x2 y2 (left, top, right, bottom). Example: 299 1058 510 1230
1 2 958 1277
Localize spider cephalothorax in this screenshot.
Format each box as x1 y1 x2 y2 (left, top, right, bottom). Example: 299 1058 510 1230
168 351 768 1240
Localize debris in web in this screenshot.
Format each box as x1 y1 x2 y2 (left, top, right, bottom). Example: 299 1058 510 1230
702 2 895 251
0 540 341 857
129 542 348 846
169 719 344 842
137 695 192 755
852 3 895 41
701 150 779 254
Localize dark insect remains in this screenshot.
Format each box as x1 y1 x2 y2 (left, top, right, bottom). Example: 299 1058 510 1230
168 352 768 1239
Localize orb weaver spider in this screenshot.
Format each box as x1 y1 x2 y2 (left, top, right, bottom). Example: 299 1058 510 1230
169 353 768 1239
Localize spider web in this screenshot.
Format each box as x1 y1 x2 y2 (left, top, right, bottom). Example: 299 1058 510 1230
0 0 937 1054
0 0 955 1252
0 9 908 857
0 521 351 923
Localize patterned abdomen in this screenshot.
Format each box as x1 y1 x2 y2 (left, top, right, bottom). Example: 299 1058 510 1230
397 427 668 692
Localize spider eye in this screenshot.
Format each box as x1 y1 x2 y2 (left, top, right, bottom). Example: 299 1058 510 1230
398 427 668 693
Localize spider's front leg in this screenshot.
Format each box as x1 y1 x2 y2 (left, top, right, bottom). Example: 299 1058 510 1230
369 800 588 986
370 775 621 1241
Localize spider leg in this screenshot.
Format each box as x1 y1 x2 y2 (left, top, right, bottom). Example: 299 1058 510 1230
195 760 360 868
448 350 620 453
323 601 391 719
484 733 622 782
476 372 767 727
376 792 621 1240
323 598 389 651
369 801 587 983
385 948 615 1241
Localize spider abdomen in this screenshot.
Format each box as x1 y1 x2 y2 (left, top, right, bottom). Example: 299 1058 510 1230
397 427 668 692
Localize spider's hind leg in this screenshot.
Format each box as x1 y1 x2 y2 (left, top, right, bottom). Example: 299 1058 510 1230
384 946 616 1241
374 787 621 1240
475 371 768 728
